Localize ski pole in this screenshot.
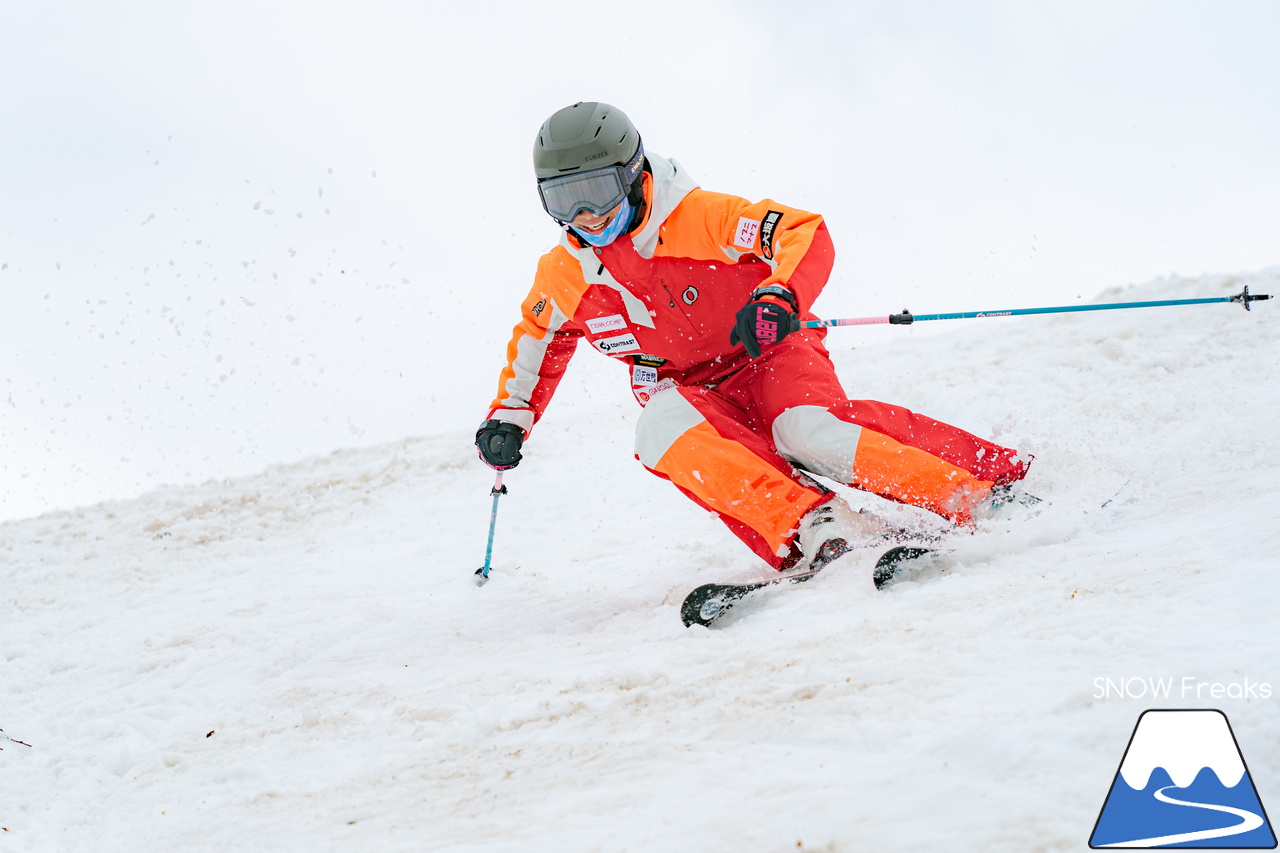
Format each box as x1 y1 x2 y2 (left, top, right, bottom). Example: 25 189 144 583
473 472 507 587
802 285 1271 329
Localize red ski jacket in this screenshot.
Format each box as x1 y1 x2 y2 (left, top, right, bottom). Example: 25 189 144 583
487 152 836 435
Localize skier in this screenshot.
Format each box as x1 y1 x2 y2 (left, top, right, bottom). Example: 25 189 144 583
476 102 1033 574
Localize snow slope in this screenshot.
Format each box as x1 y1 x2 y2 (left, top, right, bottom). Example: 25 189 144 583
2 269 1277 852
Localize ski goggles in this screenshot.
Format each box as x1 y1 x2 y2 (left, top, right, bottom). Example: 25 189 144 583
537 140 645 222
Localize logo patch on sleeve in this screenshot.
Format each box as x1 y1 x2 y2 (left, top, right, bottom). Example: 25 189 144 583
760 210 783 259
734 216 760 250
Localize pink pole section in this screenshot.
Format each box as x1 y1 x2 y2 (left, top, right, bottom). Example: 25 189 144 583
803 316 893 328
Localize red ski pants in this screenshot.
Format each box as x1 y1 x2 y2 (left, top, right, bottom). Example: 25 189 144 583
633 336 1030 569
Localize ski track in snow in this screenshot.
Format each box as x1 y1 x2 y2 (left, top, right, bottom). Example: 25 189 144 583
1 270 1278 852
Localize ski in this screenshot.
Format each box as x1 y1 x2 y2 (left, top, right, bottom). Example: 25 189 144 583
870 486 1122 587
681 543 954 627
682 483 1127 626
872 546 949 589
680 539 848 627
680 581 772 628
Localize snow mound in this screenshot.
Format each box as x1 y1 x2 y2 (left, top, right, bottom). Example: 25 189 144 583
2 269 1277 852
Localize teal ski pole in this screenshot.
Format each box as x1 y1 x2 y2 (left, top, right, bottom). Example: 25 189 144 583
802 285 1270 329
474 472 507 587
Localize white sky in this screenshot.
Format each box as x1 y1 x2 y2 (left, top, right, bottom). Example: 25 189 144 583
2 0 1277 521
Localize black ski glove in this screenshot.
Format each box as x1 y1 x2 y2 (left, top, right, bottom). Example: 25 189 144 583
729 286 800 358
475 419 525 470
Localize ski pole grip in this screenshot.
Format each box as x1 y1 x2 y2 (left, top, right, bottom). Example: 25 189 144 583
889 310 915 325
1231 285 1272 311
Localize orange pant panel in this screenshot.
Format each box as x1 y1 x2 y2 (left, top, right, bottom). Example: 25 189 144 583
851 430 994 524
650 420 825 557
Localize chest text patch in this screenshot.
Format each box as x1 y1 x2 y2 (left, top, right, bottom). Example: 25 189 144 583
585 314 627 334
632 365 660 385
594 333 641 355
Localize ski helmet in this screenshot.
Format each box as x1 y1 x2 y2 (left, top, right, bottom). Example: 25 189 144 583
533 102 646 222
534 102 640 179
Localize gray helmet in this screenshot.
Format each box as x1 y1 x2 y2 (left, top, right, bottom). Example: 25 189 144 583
533 102 641 179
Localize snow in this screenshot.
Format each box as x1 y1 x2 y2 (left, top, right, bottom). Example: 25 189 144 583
2 268 1278 852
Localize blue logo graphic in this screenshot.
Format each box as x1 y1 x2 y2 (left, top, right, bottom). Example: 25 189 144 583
1091 709 1276 848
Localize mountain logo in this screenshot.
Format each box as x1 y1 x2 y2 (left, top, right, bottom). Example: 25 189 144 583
1090 709 1276 848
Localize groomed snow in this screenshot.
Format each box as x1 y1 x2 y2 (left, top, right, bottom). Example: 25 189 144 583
2 269 1277 852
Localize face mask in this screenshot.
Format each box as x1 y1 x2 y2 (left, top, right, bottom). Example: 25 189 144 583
575 196 634 248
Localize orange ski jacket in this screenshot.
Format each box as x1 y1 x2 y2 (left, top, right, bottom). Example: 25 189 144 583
487 153 836 435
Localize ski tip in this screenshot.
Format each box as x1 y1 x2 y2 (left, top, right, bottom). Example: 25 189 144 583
680 584 725 627
873 546 940 590
680 582 760 628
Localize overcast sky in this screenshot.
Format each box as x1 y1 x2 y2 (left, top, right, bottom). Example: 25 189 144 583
2 0 1277 520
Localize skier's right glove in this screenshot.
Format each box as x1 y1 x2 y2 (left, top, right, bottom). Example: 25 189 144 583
729 285 800 358
475 419 525 471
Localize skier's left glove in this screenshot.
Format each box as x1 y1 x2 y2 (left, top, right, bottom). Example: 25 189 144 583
729 285 800 358
475 419 525 470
